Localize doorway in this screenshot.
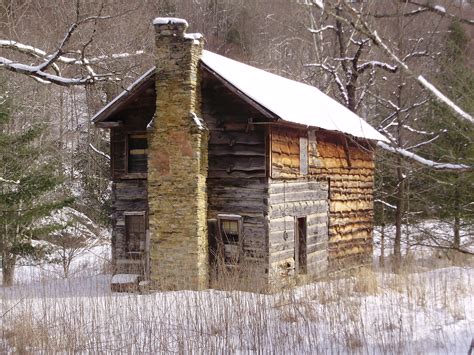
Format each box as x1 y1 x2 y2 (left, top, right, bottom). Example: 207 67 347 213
295 216 307 275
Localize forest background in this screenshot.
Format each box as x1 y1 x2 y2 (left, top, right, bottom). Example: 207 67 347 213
0 0 473 286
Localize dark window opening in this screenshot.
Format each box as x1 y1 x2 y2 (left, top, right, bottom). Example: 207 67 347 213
127 133 148 173
217 214 243 266
125 213 146 256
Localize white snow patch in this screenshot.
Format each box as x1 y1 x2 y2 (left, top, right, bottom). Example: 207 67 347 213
190 111 205 130
153 17 188 26
434 5 446 13
111 273 140 284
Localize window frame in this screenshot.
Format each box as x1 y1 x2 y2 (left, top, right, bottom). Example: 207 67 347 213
217 214 243 266
124 211 147 256
125 131 148 178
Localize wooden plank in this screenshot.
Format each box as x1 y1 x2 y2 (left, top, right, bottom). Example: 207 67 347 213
95 121 123 128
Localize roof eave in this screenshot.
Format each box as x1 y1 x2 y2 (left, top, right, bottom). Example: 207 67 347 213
91 67 156 125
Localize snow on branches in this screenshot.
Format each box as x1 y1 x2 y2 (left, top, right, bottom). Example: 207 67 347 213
378 141 473 172
0 9 144 86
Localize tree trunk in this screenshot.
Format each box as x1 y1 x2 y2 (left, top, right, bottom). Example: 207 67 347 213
453 181 461 250
2 253 16 287
380 204 385 268
393 162 404 273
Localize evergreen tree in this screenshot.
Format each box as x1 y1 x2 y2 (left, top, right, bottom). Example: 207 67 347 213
421 21 474 251
0 92 72 286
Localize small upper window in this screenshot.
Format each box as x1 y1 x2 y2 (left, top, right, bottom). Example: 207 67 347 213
128 133 148 173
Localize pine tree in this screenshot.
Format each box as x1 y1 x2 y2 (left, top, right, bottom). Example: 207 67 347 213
0 92 72 286
421 21 474 252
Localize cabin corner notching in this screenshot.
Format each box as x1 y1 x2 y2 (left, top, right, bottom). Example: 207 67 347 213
92 17 385 292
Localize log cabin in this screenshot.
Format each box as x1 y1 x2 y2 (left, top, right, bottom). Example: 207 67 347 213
91 18 388 291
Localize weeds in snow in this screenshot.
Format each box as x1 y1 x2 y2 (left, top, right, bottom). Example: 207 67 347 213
0 256 472 353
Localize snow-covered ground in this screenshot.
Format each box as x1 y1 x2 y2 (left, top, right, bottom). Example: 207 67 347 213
374 219 473 269
0 220 473 354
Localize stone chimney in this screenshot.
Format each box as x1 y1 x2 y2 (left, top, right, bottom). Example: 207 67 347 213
147 18 209 290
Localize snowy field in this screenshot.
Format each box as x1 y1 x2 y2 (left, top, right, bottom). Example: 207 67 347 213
1 221 473 354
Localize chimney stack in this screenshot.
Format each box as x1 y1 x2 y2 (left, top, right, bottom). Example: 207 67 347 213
147 18 209 290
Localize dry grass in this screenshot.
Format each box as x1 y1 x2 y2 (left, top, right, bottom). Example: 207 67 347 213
0 254 472 354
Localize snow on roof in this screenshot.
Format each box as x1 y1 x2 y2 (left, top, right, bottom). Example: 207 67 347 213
91 49 388 142
153 17 188 26
201 50 388 142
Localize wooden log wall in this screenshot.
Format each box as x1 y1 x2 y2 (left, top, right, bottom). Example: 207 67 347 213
267 180 329 284
202 72 269 283
270 126 376 270
111 180 148 274
109 98 154 275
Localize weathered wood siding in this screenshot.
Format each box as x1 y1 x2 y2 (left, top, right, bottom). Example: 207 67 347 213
270 126 375 270
202 71 269 283
109 97 154 275
111 180 148 274
270 127 301 178
267 180 329 284
309 131 375 268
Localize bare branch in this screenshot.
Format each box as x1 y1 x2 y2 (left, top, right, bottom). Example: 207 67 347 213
375 199 396 209
89 143 110 160
305 62 350 106
308 25 337 34
357 61 397 74
403 1 474 26
323 1 474 125
404 135 440 150
373 7 429 19
0 56 108 86
0 177 19 185
378 141 473 172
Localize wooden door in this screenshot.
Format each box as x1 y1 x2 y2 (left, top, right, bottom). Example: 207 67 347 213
295 216 307 275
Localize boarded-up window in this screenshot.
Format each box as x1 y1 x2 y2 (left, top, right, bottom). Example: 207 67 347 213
125 213 146 255
217 214 243 266
300 136 308 175
127 133 148 173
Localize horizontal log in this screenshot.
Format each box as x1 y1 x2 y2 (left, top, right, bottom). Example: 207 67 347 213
209 145 266 157
269 180 328 194
208 170 266 179
95 121 123 128
269 203 328 219
209 131 264 145
269 190 328 204
112 200 148 211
